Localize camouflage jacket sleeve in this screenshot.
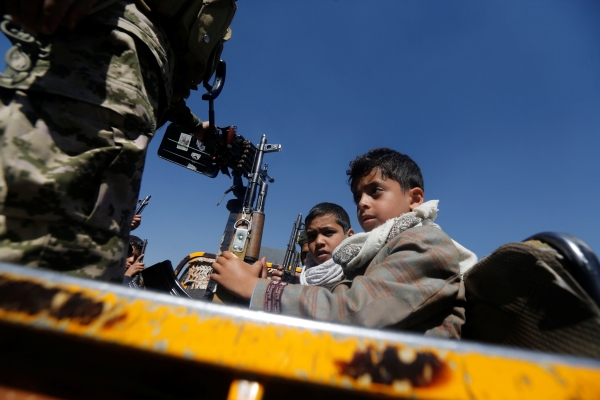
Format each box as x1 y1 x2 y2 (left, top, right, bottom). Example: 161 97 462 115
250 226 466 338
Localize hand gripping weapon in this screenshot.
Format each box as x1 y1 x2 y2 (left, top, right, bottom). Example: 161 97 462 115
156 59 281 300
204 136 280 302
158 60 260 180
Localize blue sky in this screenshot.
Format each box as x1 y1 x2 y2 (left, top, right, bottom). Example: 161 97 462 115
2 0 599 267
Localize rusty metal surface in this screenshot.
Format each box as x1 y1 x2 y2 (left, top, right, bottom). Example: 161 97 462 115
0 262 600 399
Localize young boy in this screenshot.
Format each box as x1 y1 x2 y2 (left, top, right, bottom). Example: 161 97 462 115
297 230 309 266
123 235 145 289
299 202 354 287
211 148 477 338
271 203 354 286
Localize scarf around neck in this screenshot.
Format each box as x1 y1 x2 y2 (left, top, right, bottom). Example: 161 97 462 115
332 201 437 275
332 200 477 275
300 254 345 287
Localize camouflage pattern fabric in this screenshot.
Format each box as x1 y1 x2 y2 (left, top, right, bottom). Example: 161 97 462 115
0 2 170 281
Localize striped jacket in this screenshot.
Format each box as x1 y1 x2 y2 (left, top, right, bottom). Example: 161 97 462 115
250 225 466 338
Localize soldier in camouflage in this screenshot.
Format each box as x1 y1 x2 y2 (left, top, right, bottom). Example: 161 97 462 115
0 0 235 280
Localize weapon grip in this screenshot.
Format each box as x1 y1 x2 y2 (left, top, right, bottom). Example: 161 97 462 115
244 212 265 264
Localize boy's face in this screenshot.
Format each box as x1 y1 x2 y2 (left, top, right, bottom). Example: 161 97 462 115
300 242 309 265
126 246 141 268
353 169 423 232
306 214 354 264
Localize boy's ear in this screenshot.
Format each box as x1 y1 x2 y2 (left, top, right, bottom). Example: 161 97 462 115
408 187 425 211
346 228 355 237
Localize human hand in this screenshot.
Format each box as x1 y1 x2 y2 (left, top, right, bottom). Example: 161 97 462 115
211 252 264 300
4 0 98 36
269 265 284 281
131 214 142 230
260 261 269 279
193 120 211 143
125 255 145 277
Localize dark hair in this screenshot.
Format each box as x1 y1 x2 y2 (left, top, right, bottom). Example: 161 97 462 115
305 202 351 234
347 148 424 196
129 235 144 250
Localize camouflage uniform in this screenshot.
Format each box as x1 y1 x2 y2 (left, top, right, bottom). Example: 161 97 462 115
0 2 174 280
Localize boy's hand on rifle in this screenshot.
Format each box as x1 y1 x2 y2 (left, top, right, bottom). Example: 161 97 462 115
125 255 145 277
269 265 284 281
211 252 265 300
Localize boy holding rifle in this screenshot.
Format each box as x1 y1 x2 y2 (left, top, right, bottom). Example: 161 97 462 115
212 148 476 338
123 235 146 289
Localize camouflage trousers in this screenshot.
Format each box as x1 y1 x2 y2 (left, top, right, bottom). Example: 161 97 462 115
0 24 161 281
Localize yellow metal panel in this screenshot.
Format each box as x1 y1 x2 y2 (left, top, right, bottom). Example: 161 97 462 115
0 265 599 399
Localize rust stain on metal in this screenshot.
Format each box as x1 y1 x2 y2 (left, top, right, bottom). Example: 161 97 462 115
0 277 60 315
335 345 447 387
49 292 103 325
102 313 128 330
0 277 103 325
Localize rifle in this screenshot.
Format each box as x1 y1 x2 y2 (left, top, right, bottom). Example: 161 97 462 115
155 58 282 301
135 195 151 215
140 239 148 257
204 135 281 302
281 214 304 283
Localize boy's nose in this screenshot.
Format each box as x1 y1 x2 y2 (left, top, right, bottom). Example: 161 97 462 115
357 194 369 209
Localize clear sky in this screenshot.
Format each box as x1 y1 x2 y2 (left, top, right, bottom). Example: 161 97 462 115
1 0 599 268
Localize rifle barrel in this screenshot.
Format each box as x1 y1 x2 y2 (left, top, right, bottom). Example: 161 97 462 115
135 195 151 215
282 214 303 279
243 135 267 211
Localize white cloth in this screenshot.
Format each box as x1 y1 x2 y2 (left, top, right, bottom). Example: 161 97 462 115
333 200 477 274
299 254 345 287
